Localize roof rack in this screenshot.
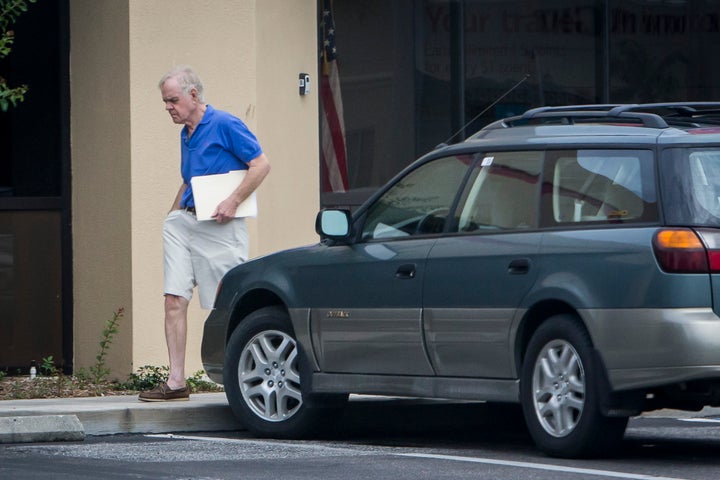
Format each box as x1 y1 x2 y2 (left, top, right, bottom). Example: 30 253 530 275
610 103 720 127
477 102 720 132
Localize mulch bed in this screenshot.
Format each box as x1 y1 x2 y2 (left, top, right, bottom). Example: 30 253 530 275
0 376 138 400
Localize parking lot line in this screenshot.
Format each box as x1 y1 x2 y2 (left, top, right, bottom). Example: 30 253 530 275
397 452 689 480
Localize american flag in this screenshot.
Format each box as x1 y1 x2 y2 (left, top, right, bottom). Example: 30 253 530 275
320 0 349 192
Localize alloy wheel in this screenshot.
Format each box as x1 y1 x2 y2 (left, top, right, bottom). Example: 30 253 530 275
238 329 303 422
531 339 586 438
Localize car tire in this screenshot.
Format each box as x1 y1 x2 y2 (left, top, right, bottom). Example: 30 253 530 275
223 306 346 438
520 314 628 458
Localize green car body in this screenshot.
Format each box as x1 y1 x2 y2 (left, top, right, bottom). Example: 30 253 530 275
202 104 720 457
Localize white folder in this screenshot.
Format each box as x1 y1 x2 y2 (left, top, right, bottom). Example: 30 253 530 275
190 170 258 221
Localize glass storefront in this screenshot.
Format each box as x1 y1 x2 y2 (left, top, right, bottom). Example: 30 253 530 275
320 0 720 207
0 1 70 372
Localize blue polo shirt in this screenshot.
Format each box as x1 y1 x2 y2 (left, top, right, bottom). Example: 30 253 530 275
180 105 263 208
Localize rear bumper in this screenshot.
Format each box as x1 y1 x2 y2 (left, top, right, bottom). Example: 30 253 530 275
582 308 720 390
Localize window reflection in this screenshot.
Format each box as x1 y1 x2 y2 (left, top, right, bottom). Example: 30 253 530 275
322 0 720 208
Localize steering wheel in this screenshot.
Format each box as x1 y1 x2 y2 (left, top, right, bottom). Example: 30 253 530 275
415 208 450 235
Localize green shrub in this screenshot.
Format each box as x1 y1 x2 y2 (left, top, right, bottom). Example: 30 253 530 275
119 365 170 391
117 366 223 393
186 370 223 393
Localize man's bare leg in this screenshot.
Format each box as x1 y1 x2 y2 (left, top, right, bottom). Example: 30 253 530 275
164 294 189 389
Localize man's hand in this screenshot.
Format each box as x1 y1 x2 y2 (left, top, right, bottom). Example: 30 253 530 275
211 154 270 224
211 198 239 224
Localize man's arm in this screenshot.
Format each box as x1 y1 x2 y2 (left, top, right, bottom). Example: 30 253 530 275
212 153 271 223
170 183 188 214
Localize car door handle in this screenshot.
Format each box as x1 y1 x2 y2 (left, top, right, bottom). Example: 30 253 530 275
396 264 417 279
508 258 530 275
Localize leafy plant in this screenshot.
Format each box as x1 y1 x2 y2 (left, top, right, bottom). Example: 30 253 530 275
0 0 37 111
186 370 223 393
121 365 170 391
118 366 222 393
74 307 124 386
40 355 58 376
87 307 124 384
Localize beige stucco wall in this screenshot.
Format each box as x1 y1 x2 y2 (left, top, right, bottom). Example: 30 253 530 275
71 0 319 379
70 0 134 377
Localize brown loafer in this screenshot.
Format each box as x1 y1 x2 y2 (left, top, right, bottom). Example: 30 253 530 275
138 382 190 402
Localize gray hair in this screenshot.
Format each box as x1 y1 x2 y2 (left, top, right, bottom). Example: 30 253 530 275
159 65 205 102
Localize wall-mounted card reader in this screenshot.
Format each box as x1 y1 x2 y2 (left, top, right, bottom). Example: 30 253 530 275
299 73 310 95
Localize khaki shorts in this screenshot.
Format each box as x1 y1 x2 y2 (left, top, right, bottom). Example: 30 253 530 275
163 209 248 309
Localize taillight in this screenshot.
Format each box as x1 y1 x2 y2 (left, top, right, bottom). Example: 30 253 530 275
696 228 720 272
653 228 720 273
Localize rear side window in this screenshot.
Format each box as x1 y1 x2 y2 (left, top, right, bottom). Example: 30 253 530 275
661 148 720 227
545 149 658 225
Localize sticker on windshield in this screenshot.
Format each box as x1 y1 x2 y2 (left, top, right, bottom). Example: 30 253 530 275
481 156 494 166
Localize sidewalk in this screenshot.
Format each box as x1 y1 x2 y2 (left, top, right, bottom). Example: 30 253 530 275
0 392 241 444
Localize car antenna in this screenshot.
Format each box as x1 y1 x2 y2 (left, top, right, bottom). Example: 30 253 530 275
439 73 531 147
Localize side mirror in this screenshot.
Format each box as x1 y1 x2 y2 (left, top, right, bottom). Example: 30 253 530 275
315 209 352 239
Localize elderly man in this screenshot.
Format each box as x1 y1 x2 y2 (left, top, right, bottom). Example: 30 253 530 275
140 66 270 402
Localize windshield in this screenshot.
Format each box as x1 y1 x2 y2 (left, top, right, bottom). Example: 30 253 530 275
661 148 720 227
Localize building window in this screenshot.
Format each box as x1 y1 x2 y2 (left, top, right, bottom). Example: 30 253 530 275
608 0 719 101
0 0 70 372
0 1 65 198
320 0 720 209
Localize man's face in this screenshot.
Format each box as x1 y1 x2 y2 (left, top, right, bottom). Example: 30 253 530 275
160 77 198 125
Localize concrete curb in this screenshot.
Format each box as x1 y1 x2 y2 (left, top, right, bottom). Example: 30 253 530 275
0 415 84 444
0 393 242 443
74 397 243 436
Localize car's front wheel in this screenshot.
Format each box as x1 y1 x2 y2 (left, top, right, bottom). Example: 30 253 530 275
520 314 628 458
223 306 345 438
